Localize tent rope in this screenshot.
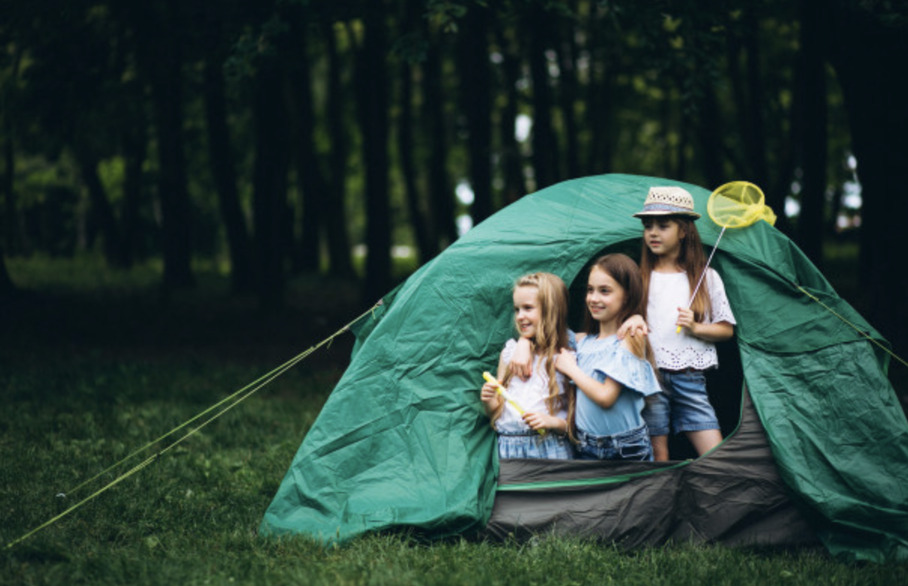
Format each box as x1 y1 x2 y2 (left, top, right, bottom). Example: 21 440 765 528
799 286 908 369
5 299 383 550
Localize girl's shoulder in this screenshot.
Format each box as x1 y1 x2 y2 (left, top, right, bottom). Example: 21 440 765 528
579 335 661 396
500 337 519 360
577 333 620 352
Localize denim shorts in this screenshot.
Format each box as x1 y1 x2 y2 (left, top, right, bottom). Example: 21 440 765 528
642 391 670 437
498 432 573 460
574 424 653 461
660 369 720 433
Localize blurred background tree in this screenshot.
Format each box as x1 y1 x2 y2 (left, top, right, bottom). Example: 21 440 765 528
1 0 906 350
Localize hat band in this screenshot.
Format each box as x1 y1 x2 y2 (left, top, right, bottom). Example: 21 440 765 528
641 203 695 214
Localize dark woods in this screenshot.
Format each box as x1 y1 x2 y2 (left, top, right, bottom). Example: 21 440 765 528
1 1 907 348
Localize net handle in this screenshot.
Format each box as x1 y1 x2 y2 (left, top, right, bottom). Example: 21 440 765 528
676 225 727 334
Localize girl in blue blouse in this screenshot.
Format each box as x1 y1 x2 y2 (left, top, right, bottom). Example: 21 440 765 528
555 254 662 461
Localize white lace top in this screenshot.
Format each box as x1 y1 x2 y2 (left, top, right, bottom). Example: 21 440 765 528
494 339 570 433
647 269 736 371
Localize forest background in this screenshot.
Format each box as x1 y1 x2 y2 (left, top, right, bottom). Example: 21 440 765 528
2 0 908 355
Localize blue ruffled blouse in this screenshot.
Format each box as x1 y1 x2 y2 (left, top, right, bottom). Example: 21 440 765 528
574 334 662 437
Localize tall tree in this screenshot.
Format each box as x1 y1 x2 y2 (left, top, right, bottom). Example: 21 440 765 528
286 17 327 274
558 1 582 180
76 152 125 265
0 241 13 296
424 31 457 249
201 7 253 292
251 46 291 310
131 0 195 289
323 23 354 277
355 4 392 301
492 19 526 205
583 5 619 175
527 2 560 189
794 0 829 267
826 2 908 351
396 7 436 265
456 3 493 223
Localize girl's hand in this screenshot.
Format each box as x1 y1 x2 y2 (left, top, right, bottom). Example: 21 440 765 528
480 381 502 407
508 337 534 380
676 306 696 332
522 411 565 433
617 314 648 339
554 348 578 376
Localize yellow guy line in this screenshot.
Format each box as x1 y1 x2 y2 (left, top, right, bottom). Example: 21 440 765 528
798 286 908 369
5 299 384 550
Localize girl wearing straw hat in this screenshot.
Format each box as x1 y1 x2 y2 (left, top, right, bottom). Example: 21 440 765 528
631 186 735 461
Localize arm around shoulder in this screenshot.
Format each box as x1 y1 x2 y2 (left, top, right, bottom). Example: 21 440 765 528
621 334 648 360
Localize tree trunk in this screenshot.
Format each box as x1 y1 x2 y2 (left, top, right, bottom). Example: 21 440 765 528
457 3 493 223
76 151 125 267
742 10 769 190
827 3 908 351
527 3 559 190
397 21 435 265
324 24 354 277
287 21 324 274
2 45 22 254
356 5 392 301
252 55 291 310
0 243 13 296
559 6 581 180
424 36 457 248
493 23 526 205
584 27 616 176
141 0 194 290
795 0 828 268
203 47 253 292
120 102 147 268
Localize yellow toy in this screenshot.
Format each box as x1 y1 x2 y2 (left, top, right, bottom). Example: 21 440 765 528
482 372 545 435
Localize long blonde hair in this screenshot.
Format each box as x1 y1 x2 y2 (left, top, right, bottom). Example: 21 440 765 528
639 217 713 323
489 272 571 427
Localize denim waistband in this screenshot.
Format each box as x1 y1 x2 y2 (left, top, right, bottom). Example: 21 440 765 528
576 424 647 446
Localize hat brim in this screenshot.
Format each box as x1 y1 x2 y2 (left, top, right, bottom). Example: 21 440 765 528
633 210 701 219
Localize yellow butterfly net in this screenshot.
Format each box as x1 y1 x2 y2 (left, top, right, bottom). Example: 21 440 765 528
679 181 776 333
707 181 777 229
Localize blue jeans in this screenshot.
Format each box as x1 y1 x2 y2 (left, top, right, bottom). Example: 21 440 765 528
498 432 574 460
575 424 653 461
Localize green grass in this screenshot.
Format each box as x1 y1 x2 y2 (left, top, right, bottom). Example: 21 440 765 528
2 255 907 585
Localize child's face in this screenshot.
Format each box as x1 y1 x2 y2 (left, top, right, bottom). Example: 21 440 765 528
513 285 542 340
642 217 685 258
586 266 626 330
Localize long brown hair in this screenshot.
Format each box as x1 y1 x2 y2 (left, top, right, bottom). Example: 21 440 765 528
639 217 712 323
489 273 570 427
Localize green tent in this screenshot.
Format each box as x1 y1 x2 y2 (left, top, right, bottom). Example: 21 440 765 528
260 174 908 562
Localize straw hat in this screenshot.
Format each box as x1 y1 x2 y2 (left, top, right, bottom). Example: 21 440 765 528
633 186 701 219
